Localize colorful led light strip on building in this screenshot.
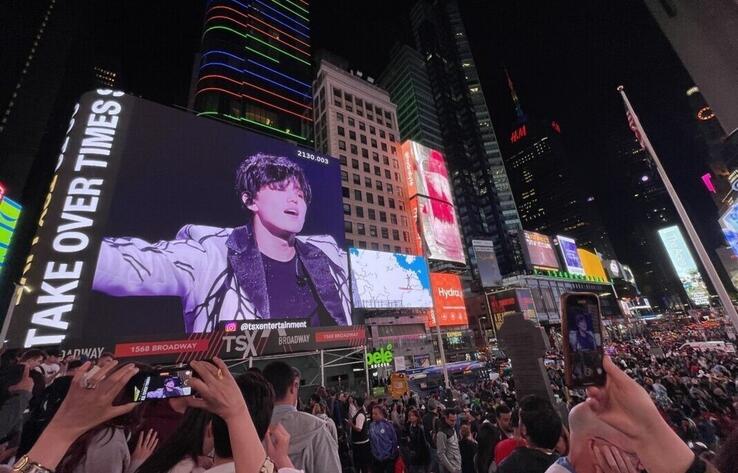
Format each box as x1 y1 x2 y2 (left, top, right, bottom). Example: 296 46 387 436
206 6 310 49
220 0 309 39
196 110 308 141
205 13 309 57
268 0 309 22
203 26 280 63
197 87 312 121
199 74 312 110
202 50 310 90
0 196 22 274
250 0 308 30
245 33 310 66
200 61 311 99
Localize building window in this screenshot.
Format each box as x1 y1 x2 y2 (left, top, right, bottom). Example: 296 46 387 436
356 98 363 107
371 139 378 148
337 112 344 122
370 126 376 135
361 148 369 158
403 231 409 242
383 156 389 165
387 183 393 193
354 190 362 201
363 162 370 172
368 209 376 220
383 244 391 251
359 241 367 248
360 135 367 145
390 214 397 224
364 177 372 187
392 229 400 240
371 243 380 250
389 198 395 209
344 221 353 233
346 239 354 247
366 193 374 204
342 186 349 198
345 93 353 103
376 181 383 191
343 203 351 215
356 206 364 218
381 143 388 152
380 130 386 139
349 130 356 140
359 121 366 131
374 166 381 176
385 170 392 179
337 126 345 136
380 211 387 222
333 87 342 97
381 227 389 239
353 174 360 185
372 152 379 162
357 223 366 235
395 246 401 253
378 196 385 206
350 144 358 154
341 171 348 182
348 117 355 126
352 159 359 169
389 133 395 142
338 140 346 151
370 225 378 237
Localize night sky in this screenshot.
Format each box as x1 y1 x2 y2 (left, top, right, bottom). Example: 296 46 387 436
108 0 724 269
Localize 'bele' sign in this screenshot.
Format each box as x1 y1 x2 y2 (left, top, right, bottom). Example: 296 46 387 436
366 343 394 368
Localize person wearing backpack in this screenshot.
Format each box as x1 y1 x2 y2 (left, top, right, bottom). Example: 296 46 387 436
369 405 399 473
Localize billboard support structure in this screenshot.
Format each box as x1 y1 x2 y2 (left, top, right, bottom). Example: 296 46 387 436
619 86 738 331
432 297 451 389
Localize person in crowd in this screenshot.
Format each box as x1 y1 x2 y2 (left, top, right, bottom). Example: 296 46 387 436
402 407 429 473
346 396 371 473
263 361 341 473
137 396 190 447
475 423 499 473
458 424 476 473
14 357 299 473
40 349 62 387
498 396 562 473
436 409 462 473
311 400 337 443
134 408 214 473
368 405 398 473
423 399 441 473
20 349 47 405
391 402 405 430
494 410 524 468
0 364 33 445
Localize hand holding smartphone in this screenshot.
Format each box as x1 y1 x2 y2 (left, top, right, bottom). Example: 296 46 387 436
124 368 194 402
561 292 606 388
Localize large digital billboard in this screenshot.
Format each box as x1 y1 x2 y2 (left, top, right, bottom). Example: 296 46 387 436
658 225 711 306
0 190 22 276
471 239 502 287
577 249 608 281
349 248 432 309
428 273 468 327
557 235 585 275
7 90 351 354
521 231 560 271
719 202 738 257
402 141 464 264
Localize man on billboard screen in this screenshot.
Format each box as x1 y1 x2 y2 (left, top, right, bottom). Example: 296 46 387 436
93 153 351 332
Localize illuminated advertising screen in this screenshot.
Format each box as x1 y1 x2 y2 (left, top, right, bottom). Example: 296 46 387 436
658 225 711 306
604 259 623 280
402 141 464 264
719 202 738 257
7 90 354 356
471 239 502 287
349 248 432 309
487 288 537 331
428 273 468 327
521 231 560 271
557 235 585 275
0 192 22 276
577 249 608 281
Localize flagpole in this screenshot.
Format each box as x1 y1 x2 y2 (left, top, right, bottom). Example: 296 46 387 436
617 85 738 332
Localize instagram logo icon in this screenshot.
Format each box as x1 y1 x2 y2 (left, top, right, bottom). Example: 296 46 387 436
224 322 238 333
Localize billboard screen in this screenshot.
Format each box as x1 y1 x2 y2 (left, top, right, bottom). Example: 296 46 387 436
557 235 585 275
349 248 432 309
719 202 738 257
471 239 502 287
0 194 22 276
578 249 608 281
7 90 351 354
657 225 711 306
428 273 468 327
487 288 537 331
402 141 464 264
521 231 560 270
604 259 624 280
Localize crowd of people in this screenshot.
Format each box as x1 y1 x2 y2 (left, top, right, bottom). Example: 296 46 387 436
0 321 736 473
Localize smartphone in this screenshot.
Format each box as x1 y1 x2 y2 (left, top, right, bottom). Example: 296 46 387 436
561 292 606 387
125 368 193 402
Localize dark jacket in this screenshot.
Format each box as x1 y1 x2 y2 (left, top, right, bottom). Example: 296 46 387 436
498 447 559 473
404 423 429 465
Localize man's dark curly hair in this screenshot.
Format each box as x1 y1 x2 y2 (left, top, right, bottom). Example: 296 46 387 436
235 153 312 219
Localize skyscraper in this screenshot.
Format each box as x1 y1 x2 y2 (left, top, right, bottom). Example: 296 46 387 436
192 0 313 144
313 58 413 253
503 74 616 258
409 0 522 275
378 44 444 152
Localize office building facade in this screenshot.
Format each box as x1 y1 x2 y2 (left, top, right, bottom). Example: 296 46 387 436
378 44 444 152
409 0 522 275
313 59 414 253
192 0 313 144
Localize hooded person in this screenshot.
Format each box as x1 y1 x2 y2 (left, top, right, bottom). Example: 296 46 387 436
263 361 341 473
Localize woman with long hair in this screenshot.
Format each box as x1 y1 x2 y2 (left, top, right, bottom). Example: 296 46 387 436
135 408 214 473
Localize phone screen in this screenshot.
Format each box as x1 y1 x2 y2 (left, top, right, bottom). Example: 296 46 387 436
128 368 193 402
562 293 605 387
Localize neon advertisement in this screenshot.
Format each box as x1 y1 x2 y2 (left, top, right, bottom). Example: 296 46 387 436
522 231 560 271
557 235 585 276
657 225 711 307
